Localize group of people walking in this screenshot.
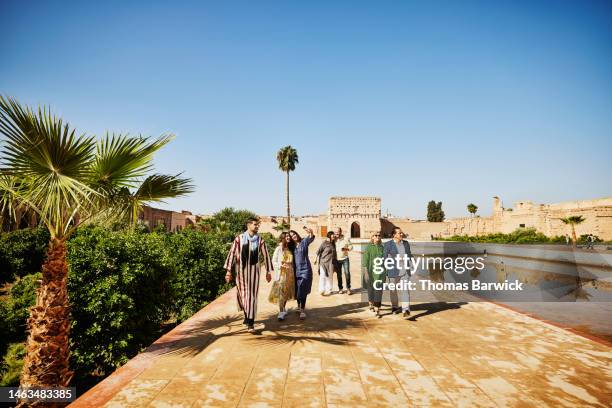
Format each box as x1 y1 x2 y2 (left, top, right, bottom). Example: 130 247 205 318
224 217 318 332
315 227 353 296
362 227 412 318
224 217 413 332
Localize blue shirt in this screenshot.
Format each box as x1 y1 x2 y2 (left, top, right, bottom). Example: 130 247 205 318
294 235 314 277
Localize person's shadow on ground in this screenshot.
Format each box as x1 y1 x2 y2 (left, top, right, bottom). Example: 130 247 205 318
406 301 467 321
146 299 468 358
246 301 367 346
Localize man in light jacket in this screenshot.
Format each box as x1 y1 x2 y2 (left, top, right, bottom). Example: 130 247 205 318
383 227 412 318
334 227 353 294
316 231 337 296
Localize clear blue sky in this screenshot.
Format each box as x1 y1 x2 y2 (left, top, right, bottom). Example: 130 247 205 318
1 1 611 219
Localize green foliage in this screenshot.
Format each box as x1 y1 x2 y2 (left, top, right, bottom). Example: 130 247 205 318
0 273 40 355
169 228 230 322
0 96 193 239
549 235 567 244
260 232 277 245
65 224 230 378
273 222 290 232
276 145 299 172
578 234 601 244
198 208 258 241
467 203 478 216
445 228 558 244
427 200 445 222
444 229 606 245
0 222 232 384
67 226 175 377
0 227 49 283
561 215 586 225
0 343 26 386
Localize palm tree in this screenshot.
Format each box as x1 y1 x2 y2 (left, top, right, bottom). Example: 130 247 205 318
276 146 298 229
467 203 478 217
560 215 585 247
0 96 193 390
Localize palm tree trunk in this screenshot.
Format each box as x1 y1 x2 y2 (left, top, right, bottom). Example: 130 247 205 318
20 238 73 396
571 225 577 248
286 171 290 229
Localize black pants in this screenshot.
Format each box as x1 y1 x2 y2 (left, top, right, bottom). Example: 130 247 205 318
297 296 307 309
243 314 254 326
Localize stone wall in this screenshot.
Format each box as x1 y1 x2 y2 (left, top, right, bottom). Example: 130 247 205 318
256 195 612 241
493 197 612 239
402 197 612 240
328 196 381 238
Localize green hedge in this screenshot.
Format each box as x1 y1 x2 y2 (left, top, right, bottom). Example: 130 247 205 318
443 228 565 244
442 228 606 244
0 343 26 386
0 272 40 386
0 225 230 385
67 226 176 377
0 227 49 284
0 273 40 356
168 228 230 322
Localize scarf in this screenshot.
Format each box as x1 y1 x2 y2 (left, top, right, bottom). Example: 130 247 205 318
240 231 260 254
240 231 260 268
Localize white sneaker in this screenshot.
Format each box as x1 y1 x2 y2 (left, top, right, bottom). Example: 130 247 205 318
278 312 286 321
299 311 307 320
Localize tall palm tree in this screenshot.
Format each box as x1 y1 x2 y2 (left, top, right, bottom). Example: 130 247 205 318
560 215 585 247
0 96 193 391
467 203 478 217
276 146 298 229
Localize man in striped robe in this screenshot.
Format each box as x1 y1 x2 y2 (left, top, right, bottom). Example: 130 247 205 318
224 217 273 332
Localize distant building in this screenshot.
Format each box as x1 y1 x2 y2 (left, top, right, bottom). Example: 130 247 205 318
138 206 199 232
258 196 612 240
328 196 382 238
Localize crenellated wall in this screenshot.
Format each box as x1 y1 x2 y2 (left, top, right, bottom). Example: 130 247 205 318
257 196 612 241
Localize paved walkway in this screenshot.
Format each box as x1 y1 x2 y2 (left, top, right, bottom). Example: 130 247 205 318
71 251 611 408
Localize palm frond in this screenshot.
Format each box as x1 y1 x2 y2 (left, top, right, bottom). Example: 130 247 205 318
125 173 194 225
0 173 19 225
0 96 97 238
0 96 194 235
135 173 194 201
276 145 299 172
560 216 585 225
90 133 173 191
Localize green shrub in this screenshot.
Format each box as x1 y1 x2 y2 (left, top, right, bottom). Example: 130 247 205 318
0 227 49 283
578 234 601 244
198 207 258 242
0 273 40 356
0 343 26 386
67 226 174 377
446 228 555 244
0 224 232 384
260 232 277 245
169 228 230 322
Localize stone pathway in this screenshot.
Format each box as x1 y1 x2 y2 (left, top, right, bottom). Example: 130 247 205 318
71 251 611 407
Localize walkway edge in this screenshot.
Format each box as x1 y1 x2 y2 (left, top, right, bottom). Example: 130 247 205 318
68 287 236 408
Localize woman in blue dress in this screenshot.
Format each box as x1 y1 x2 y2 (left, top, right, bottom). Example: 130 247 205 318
289 226 315 320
